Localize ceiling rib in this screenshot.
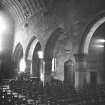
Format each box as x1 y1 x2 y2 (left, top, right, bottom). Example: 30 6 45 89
30 0 38 13
26 0 33 16
14 0 25 23
8 0 21 24
1 0 46 25
11 0 24 24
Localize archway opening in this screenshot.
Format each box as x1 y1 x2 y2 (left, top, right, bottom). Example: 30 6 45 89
87 23 105 85
79 13 105 87
32 42 42 78
12 43 23 77
25 36 43 79
44 28 74 82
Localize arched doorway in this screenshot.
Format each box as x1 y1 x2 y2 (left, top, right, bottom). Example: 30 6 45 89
79 12 105 86
44 28 74 82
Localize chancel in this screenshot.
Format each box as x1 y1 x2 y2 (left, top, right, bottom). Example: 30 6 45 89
0 0 105 105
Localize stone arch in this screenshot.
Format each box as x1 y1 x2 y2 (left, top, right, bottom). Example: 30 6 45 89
44 27 73 81
44 28 64 75
44 28 64 58
79 11 105 54
25 36 42 77
25 36 38 61
77 12 105 88
12 42 23 72
13 43 23 63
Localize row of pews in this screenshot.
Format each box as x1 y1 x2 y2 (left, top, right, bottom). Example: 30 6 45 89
0 79 105 105
0 85 27 105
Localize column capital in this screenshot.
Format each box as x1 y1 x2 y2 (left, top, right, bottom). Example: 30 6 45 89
74 53 87 62
74 53 88 72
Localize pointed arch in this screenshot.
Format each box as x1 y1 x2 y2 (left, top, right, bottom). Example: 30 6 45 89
44 27 64 58
44 27 65 79
25 36 42 77
13 42 23 63
25 36 38 61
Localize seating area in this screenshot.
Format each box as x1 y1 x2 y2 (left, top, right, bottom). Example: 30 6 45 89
0 85 28 105
0 79 105 105
1 0 105 105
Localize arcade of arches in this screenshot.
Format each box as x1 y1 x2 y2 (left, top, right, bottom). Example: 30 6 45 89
0 1 105 104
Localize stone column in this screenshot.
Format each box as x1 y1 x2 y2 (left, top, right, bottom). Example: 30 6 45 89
44 57 52 83
40 58 45 87
25 59 32 75
74 53 89 89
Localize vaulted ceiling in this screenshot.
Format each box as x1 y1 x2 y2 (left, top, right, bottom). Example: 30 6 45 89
0 0 46 25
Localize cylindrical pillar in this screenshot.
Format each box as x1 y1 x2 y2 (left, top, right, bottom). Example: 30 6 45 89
40 58 45 87
44 57 52 83
74 53 88 89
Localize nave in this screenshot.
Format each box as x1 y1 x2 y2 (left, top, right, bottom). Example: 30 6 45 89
1 0 105 105
0 78 105 105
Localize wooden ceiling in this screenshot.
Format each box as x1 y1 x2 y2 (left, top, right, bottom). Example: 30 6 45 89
1 0 46 25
